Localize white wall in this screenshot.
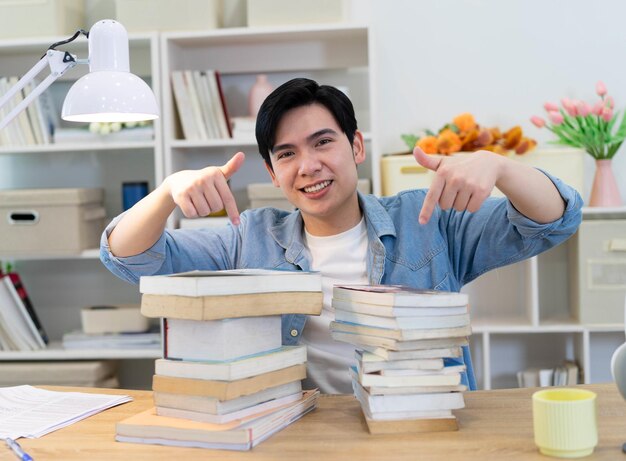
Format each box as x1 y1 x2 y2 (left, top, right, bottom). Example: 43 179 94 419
348 0 626 203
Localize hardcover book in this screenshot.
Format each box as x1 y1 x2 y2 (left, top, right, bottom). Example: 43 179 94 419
333 285 468 307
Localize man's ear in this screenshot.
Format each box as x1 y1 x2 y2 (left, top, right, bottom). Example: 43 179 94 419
264 161 280 187
352 130 366 165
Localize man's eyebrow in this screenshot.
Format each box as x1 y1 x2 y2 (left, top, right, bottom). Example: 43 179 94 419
271 128 339 154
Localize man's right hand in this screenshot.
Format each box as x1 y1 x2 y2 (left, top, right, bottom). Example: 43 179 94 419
163 151 245 225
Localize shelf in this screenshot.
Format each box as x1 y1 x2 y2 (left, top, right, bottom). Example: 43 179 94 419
0 249 101 261
0 142 155 155
582 206 626 219
0 342 161 361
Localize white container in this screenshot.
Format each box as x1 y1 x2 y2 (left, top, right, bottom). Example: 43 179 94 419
115 0 221 32
569 219 626 324
0 188 105 255
380 147 585 198
81 305 149 334
0 0 84 39
247 0 344 27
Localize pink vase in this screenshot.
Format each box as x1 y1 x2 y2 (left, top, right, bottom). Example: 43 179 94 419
589 159 622 207
248 74 274 119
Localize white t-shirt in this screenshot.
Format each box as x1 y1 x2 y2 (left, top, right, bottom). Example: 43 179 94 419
301 217 368 394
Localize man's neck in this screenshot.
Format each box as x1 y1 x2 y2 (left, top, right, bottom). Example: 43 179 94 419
302 198 363 237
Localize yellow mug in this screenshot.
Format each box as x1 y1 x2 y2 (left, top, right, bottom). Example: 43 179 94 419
532 388 597 458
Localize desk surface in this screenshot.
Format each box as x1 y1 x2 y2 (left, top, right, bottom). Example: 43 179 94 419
2 383 625 461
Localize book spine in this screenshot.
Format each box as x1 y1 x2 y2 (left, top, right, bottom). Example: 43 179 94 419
7 272 49 344
214 71 233 138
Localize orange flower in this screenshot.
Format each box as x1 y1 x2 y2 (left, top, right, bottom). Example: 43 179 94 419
503 126 522 149
436 129 462 155
453 113 476 133
416 136 438 154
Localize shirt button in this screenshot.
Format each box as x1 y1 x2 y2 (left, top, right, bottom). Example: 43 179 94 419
290 329 299 337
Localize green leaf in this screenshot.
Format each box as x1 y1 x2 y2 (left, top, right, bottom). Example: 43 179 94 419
401 134 419 151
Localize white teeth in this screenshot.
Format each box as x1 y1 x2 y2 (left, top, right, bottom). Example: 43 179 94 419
303 180 331 193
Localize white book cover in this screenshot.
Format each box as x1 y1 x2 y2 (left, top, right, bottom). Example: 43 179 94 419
140 269 322 297
355 351 444 373
330 321 471 341
332 330 468 351
183 70 208 140
0 277 44 350
192 70 219 138
354 365 462 388
157 390 302 424
171 70 200 140
155 345 306 381
205 70 230 138
333 285 468 307
331 298 467 317
164 316 282 362
154 381 302 415
334 310 470 330
380 364 466 377
359 345 463 361
352 378 465 414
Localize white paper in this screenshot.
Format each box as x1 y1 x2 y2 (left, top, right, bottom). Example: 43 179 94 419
0 385 131 439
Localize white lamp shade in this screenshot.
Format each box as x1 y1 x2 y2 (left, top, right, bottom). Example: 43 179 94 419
61 19 159 122
62 71 159 122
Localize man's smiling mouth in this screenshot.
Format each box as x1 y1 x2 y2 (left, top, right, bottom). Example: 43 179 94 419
302 180 332 193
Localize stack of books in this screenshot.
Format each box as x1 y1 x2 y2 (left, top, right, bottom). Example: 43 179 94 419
115 269 323 451
329 285 471 434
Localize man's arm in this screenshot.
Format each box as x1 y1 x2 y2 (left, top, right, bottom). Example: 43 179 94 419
413 147 565 225
108 152 245 257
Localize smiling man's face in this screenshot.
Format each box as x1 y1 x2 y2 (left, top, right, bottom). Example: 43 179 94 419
266 103 366 236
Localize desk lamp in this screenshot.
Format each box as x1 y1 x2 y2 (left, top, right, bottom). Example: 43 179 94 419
0 19 159 131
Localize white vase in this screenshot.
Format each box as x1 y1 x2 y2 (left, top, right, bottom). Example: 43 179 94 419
248 74 274 119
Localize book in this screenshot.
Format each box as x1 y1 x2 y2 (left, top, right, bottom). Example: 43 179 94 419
6 272 48 344
331 330 468 351
62 330 161 350
363 414 458 434
359 345 462 361
155 345 306 381
153 381 302 415
171 70 200 140
353 366 462 388
213 70 232 138
331 298 468 317
330 321 472 341
183 70 208 139
333 285 468 307
352 378 465 414
115 390 319 451
152 364 307 400
334 310 470 330
141 291 323 320
0 275 45 350
163 316 282 361
156 390 302 424
356 351 444 373
139 269 322 297
364 384 467 396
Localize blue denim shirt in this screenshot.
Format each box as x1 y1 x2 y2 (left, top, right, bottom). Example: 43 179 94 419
100 172 583 390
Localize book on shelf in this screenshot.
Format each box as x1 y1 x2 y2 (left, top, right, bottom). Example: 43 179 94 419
163 316 282 361
330 321 472 341
331 330 468 351
156 390 303 424
333 285 469 307
152 363 307 401
61 330 161 350
171 70 201 140
156 345 306 381
139 269 322 297
183 70 209 140
115 390 319 451
334 309 470 330
516 360 579 388
6 271 48 344
192 70 219 139
0 275 46 350
331 298 468 317
142 290 323 321
213 70 232 138
153 381 302 416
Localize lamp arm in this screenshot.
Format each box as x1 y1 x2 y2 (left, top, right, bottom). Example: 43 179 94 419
0 50 79 131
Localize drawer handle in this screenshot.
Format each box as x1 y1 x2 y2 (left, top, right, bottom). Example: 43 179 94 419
400 165 428 174
7 210 39 225
609 239 626 252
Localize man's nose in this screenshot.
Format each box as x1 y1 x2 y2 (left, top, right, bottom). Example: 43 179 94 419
298 150 322 175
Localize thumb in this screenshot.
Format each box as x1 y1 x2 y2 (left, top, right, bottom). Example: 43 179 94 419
220 152 245 179
413 146 441 172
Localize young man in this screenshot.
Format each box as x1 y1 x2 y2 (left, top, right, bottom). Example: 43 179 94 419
101 78 582 393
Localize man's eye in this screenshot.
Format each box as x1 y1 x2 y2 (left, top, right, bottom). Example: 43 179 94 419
277 151 294 160
317 138 332 146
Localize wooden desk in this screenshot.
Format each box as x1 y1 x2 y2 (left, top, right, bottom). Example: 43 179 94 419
3 384 625 461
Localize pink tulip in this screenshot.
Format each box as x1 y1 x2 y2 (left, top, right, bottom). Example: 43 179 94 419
592 101 604 116
561 98 578 116
543 102 559 112
576 101 591 117
596 81 607 97
548 111 564 125
530 116 546 128
602 107 613 122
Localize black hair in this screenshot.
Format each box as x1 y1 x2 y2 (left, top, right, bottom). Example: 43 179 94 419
255 78 358 169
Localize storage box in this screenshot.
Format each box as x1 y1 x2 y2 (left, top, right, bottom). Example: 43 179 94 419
0 0 84 39
115 0 221 32
0 188 105 255
569 219 626 324
247 179 371 211
381 148 585 197
247 0 344 26
0 360 118 387
81 305 149 334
